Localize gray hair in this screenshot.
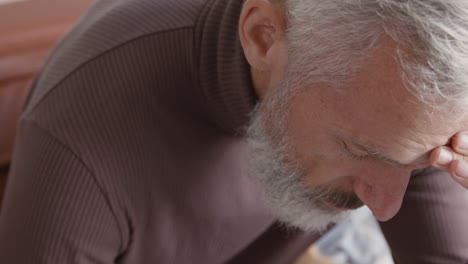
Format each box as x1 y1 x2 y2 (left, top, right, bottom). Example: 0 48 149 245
279 0 468 106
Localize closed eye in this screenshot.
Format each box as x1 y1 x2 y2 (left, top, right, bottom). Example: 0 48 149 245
341 140 370 161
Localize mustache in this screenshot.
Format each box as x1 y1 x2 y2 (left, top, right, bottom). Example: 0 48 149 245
309 187 364 210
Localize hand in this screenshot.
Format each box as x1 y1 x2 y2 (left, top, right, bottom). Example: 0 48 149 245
430 132 468 189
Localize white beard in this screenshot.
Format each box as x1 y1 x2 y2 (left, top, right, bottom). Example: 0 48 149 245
246 94 350 232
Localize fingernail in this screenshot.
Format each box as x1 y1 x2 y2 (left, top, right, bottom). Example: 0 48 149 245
437 148 453 166
456 161 468 179
459 134 468 150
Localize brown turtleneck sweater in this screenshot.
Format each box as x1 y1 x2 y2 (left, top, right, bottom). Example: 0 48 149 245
0 0 467 263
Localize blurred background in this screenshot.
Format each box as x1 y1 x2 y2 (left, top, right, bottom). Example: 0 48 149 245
302 207 395 264
0 1 394 263
0 0 95 205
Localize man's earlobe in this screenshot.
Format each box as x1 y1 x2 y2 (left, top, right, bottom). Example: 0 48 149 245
239 0 285 71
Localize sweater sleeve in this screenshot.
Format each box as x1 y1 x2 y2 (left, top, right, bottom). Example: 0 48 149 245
0 120 123 263
379 167 468 264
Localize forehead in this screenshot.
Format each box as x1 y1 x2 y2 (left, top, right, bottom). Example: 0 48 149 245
325 38 464 154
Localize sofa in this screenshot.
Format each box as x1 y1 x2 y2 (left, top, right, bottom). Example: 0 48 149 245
0 0 94 209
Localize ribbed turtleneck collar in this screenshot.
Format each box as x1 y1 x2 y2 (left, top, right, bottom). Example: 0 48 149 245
196 0 258 135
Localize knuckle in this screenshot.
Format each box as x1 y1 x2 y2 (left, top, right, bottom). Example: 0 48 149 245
462 155 468 162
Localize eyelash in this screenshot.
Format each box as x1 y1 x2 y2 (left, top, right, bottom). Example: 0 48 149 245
341 141 369 161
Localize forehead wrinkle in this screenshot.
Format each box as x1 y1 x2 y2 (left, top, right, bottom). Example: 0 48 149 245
403 126 454 155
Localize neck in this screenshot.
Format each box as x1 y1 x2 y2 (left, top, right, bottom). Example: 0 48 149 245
250 67 270 100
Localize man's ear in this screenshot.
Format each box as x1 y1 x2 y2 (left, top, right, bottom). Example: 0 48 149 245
239 0 286 72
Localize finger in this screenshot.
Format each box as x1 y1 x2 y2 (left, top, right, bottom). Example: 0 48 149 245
430 147 468 189
430 146 455 170
430 146 468 169
450 160 468 189
451 131 468 156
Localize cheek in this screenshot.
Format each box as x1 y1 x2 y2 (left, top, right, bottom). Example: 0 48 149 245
281 94 333 165
300 162 355 186
300 156 401 189
300 159 377 187
273 86 375 186
283 132 345 186
283 118 356 186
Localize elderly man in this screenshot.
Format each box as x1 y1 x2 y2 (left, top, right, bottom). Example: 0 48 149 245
0 0 467 263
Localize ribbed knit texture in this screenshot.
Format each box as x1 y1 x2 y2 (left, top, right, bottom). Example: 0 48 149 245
1 0 467 263
1 120 121 263
380 167 468 264
1 0 320 263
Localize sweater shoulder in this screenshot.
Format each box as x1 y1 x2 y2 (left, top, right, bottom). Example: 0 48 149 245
24 0 209 113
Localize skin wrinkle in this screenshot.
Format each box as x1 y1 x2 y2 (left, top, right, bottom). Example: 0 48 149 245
262 38 448 223
241 0 468 228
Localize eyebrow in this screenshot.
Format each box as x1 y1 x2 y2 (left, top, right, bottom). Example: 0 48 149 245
336 134 431 168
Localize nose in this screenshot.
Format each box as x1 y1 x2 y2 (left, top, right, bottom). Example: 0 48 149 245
353 167 412 222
